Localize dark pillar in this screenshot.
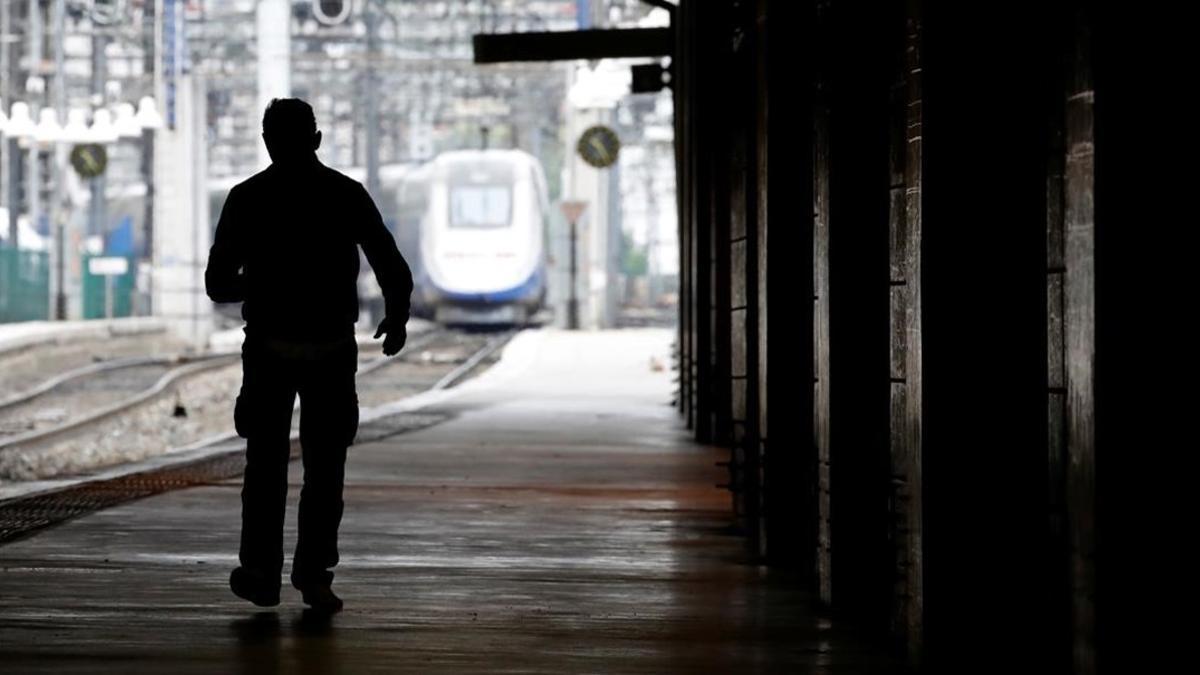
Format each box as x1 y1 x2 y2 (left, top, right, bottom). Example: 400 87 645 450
756 0 816 572
721 0 763 554
920 2 1056 668
812 0 833 601
824 0 897 637
675 2 693 424
1091 5 1192 673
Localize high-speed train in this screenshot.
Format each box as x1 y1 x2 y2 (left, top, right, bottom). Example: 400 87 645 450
400 150 549 325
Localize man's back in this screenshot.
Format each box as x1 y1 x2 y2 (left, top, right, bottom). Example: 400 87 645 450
206 158 412 341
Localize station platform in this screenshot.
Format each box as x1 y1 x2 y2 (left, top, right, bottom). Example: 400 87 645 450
0 328 899 673
0 317 171 357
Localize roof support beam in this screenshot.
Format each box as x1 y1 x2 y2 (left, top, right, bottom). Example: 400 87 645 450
473 28 672 64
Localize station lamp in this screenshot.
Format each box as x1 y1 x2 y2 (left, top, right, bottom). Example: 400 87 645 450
111 103 142 138
88 109 120 144
5 102 36 139
134 97 164 129
34 108 63 145
61 109 92 144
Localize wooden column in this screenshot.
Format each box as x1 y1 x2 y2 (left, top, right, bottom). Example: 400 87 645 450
757 0 816 570
812 0 833 603
823 0 896 633
1062 7 1096 672
889 0 924 661
723 0 762 552
675 0 695 428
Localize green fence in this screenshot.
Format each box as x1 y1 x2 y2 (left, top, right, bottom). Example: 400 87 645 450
82 254 137 319
0 246 50 323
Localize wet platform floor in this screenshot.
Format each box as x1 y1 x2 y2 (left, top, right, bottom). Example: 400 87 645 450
0 329 899 673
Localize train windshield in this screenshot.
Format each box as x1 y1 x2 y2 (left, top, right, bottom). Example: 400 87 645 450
448 185 512 229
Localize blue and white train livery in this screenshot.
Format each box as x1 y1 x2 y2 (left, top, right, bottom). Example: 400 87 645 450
404 150 549 325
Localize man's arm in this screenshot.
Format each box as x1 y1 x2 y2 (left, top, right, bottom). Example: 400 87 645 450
205 186 246 303
356 184 414 354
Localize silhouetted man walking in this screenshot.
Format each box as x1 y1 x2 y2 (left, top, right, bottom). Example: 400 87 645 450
206 98 412 613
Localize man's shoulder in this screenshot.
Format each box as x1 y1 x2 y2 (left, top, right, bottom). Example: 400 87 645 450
229 168 273 195
318 164 368 194
228 162 367 200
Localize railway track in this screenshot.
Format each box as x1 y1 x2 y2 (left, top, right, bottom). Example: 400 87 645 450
0 356 227 440
0 356 173 413
0 327 520 543
0 328 184 396
0 354 240 478
0 327 512 478
0 327 449 454
355 328 512 408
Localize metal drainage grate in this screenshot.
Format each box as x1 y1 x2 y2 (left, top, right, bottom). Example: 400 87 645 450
0 411 449 545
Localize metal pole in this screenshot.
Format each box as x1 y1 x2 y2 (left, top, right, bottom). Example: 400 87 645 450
143 0 159 316
141 128 154 315
52 0 66 320
5 0 19 248
256 0 291 169
364 2 381 199
0 0 8 323
568 217 579 330
0 0 12 248
90 31 108 240
646 150 658 306
5 139 18 249
104 274 113 319
54 219 64 318
27 0 42 312
3 0 17 314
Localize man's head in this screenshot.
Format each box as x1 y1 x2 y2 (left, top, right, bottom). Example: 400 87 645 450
262 98 322 164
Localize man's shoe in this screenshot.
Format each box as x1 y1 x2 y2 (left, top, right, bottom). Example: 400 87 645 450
298 585 344 614
230 567 281 607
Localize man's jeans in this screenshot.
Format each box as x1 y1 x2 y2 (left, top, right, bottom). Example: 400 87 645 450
234 330 359 589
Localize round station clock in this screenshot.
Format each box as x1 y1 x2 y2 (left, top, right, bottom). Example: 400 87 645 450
70 144 108 179
576 125 621 169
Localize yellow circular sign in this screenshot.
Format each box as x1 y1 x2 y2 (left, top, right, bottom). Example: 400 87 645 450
577 125 620 169
70 144 108 179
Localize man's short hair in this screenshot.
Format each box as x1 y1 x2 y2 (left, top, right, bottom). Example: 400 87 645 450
262 98 317 141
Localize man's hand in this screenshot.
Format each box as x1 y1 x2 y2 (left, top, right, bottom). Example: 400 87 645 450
374 316 407 356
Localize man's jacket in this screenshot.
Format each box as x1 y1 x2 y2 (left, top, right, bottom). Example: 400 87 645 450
205 157 413 341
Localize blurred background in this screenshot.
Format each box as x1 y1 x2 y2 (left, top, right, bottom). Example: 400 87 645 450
0 0 679 341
